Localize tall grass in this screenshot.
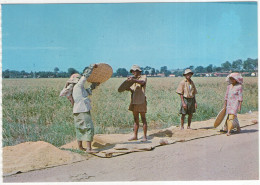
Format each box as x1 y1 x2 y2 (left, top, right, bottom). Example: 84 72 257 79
2 77 258 147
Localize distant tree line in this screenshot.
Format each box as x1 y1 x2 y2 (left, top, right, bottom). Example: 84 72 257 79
114 58 258 77
2 58 258 78
2 67 80 78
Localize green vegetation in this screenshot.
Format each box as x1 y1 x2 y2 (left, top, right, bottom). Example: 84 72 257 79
2 58 258 78
2 77 258 147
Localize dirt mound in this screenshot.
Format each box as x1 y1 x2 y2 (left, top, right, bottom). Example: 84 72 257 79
3 141 86 176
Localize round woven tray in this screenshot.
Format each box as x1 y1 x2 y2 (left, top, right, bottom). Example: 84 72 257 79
118 80 134 92
87 63 113 83
214 107 226 128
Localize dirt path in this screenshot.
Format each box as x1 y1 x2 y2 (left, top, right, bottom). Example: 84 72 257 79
4 124 258 182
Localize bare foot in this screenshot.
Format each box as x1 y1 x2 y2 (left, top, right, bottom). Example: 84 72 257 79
226 132 231 136
86 149 98 154
187 126 191 129
128 137 138 141
79 147 86 151
141 137 147 142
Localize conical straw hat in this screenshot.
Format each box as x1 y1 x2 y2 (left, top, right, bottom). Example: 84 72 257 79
87 63 113 83
214 107 226 128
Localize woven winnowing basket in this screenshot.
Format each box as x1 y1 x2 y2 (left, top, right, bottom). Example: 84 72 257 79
87 63 113 83
214 107 226 128
118 80 134 92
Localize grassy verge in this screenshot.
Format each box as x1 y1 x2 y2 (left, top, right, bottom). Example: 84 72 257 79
2 77 258 147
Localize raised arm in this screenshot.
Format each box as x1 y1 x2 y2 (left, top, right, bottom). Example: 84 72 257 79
82 64 98 78
85 82 100 95
127 76 145 86
77 64 98 88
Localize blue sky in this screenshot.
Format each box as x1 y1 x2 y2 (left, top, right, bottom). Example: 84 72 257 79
2 2 258 72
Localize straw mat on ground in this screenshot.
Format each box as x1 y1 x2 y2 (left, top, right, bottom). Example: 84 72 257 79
62 111 258 158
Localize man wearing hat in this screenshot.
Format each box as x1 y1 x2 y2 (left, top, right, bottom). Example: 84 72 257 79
127 65 148 141
60 64 99 153
176 68 197 129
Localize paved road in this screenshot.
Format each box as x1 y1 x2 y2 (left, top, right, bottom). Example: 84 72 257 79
4 124 259 182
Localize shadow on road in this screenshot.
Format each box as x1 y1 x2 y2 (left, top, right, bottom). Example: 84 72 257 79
238 129 258 134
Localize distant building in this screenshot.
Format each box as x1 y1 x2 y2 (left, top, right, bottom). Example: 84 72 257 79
157 73 165 77
213 72 229 77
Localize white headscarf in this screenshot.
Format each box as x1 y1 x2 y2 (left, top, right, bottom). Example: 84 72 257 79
59 73 81 97
226 73 243 84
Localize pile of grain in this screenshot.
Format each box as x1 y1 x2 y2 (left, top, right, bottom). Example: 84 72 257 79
3 141 85 175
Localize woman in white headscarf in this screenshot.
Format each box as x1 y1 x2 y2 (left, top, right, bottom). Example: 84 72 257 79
223 73 243 136
60 64 99 153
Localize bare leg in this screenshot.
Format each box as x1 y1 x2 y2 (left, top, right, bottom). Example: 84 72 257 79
180 114 185 129
128 111 139 141
226 116 233 136
86 141 98 153
237 126 241 133
77 141 85 151
226 130 231 136
223 122 227 132
86 141 91 151
140 112 147 141
235 117 241 133
187 114 193 129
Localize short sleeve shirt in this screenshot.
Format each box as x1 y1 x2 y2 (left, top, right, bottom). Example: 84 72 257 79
130 75 147 104
176 79 197 98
